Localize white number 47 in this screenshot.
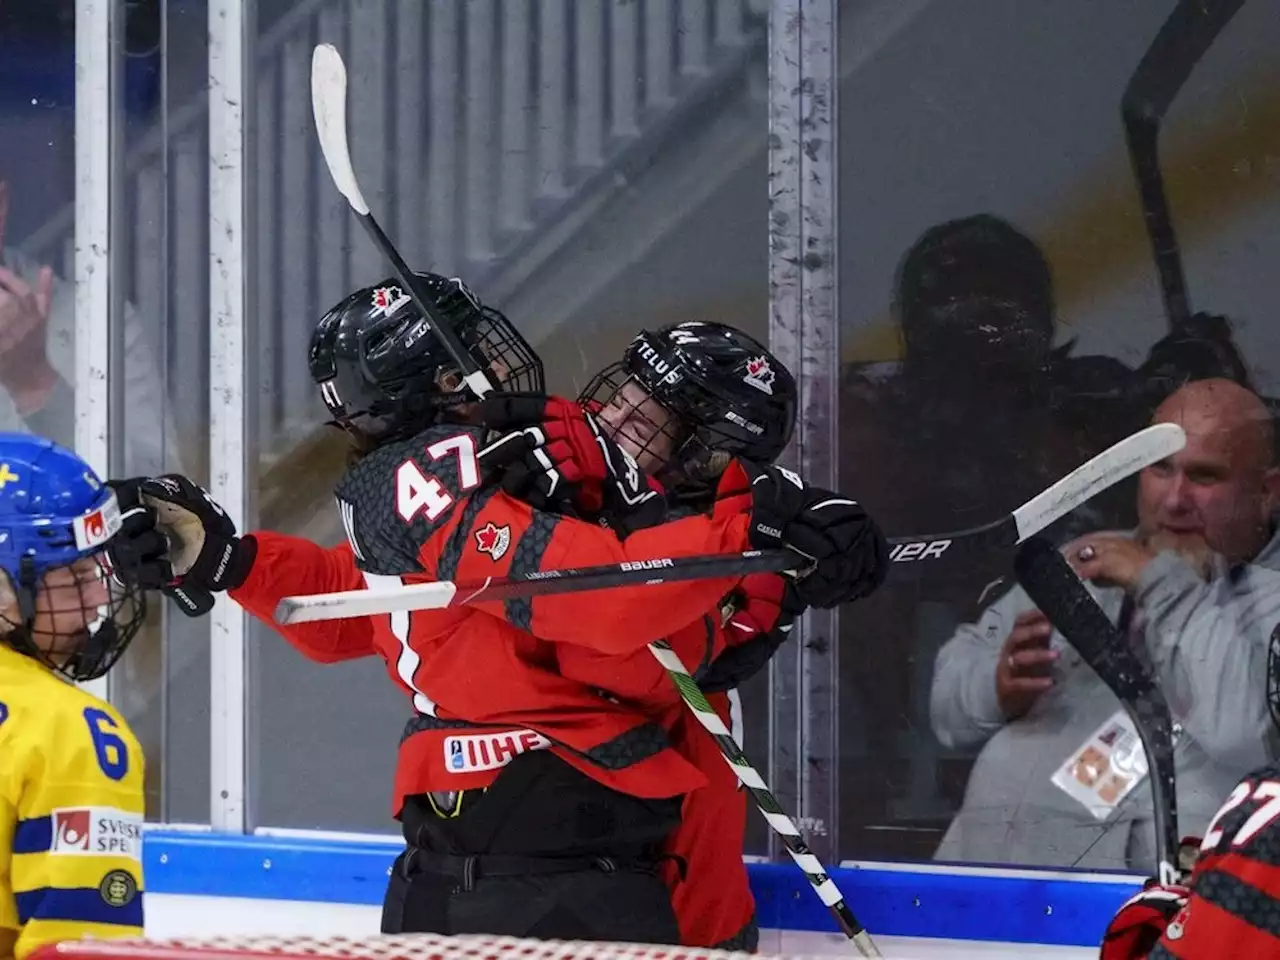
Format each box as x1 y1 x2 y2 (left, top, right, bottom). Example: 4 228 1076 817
1201 778 1280 853
396 434 481 524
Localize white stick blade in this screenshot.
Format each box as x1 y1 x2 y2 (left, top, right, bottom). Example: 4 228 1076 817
310 43 370 215
275 581 459 625
1012 422 1186 542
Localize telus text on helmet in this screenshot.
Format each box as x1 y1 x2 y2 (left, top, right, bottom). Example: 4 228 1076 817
634 342 684 387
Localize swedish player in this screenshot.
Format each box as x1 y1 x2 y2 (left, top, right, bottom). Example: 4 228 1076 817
0 435 149 960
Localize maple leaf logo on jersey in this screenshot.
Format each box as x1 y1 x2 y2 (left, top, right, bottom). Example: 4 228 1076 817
743 355 775 395
474 522 511 561
371 285 411 318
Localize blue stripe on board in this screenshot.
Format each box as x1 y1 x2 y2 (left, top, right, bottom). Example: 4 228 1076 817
749 861 1140 947
141 831 1144 947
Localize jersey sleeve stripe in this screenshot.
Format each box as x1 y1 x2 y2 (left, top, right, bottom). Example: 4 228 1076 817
1190 865 1280 937
503 512 560 630
15 887 143 928
11 816 52 855
437 486 497 581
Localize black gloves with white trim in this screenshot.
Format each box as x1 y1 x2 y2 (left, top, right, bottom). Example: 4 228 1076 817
738 461 889 610
106 475 256 616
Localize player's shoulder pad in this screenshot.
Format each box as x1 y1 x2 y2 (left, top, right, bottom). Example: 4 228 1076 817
10 676 143 791
335 423 490 577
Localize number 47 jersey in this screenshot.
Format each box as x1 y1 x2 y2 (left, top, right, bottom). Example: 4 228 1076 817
0 644 145 960
1150 761 1280 959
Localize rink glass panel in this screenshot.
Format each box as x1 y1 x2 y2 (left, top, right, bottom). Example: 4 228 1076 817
0 3 212 823
115 0 215 827
242 0 773 840
834 0 1280 869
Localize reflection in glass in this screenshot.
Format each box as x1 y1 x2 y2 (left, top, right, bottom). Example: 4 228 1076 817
836 0 1280 870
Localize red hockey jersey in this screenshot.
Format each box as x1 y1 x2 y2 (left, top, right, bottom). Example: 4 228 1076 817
1148 760 1280 958
231 423 756 811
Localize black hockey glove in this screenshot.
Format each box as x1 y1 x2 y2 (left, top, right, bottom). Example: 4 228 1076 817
135 474 257 597
479 393 667 535
742 461 889 609
106 478 215 617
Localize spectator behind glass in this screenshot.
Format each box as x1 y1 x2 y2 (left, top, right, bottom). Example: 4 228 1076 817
930 378 1280 871
0 167 176 476
835 213 1270 861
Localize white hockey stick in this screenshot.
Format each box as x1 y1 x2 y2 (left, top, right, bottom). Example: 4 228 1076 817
312 43 495 398
885 421 1185 560
274 422 1184 625
275 550 799 625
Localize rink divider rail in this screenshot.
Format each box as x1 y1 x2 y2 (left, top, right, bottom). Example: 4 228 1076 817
141 829 1145 948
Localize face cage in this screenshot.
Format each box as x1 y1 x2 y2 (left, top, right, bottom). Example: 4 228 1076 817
470 305 544 396
2 555 148 683
321 304 544 447
579 364 712 482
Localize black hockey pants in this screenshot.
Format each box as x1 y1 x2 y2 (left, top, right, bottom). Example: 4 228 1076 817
380 847 681 943
381 750 683 944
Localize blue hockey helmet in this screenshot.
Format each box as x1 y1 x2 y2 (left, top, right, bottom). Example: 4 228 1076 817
0 433 146 682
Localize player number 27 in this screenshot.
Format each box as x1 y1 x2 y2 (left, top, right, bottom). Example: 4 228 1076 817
1200 778 1280 852
397 434 481 524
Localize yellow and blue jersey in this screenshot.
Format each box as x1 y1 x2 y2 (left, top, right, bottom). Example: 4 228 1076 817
0 644 145 960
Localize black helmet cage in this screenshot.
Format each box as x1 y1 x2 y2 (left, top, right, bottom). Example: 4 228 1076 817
894 214 1055 367
580 362 691 478
2 551 147 684
310 275 544 445
579 324 797 482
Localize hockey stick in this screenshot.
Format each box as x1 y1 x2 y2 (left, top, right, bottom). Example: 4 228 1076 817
1122 0 1246 327
649 639 881 957
1014 536 1181 886
275 422 1186 623
884 421 1185 560
311 43 495 398
274 549 798 625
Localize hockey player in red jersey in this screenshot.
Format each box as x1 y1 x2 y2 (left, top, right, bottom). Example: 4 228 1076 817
1099 626 1280 959
108 275 888 945
481 320 811 950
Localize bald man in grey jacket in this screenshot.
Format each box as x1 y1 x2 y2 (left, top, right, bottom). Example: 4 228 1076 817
931 379 1280 871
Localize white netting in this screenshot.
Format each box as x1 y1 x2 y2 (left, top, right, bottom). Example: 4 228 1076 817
31 935 820 960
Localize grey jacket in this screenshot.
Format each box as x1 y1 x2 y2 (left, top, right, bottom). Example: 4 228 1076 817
929 529 1280 870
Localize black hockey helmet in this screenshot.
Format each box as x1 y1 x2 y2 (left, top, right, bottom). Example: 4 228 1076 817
309 273 543 445
579 321 796 481
895 213 1055 369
